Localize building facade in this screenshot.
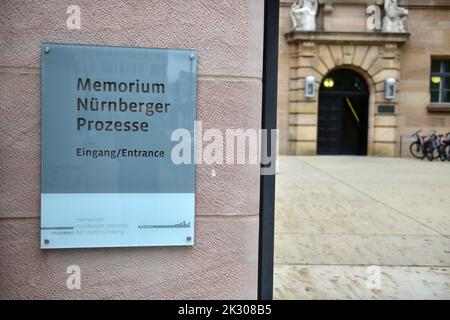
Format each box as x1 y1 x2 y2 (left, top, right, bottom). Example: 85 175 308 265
278 0 450 156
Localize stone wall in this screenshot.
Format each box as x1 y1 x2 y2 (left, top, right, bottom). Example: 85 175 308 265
397 7 450 156
0 0 264 299
278 2 294 155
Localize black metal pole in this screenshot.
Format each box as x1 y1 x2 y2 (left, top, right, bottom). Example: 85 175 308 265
258 0 279 300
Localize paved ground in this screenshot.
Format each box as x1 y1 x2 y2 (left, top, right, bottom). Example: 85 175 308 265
273 156 450 300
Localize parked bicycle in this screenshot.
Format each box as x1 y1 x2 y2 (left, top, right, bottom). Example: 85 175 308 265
409 129 427 160
423 131 446 161
442 132 450 161
409 130 450 161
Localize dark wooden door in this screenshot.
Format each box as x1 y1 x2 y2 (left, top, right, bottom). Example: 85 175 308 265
317 96 341 155
317 69 369 155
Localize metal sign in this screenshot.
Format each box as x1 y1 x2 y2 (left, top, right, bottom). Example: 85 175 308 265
40 43 196 249
377 105 396 114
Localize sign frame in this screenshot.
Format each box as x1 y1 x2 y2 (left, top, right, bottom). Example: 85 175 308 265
40 43 197 249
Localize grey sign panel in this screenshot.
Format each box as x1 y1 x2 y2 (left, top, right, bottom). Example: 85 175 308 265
41 43 197 248
41 43 196 193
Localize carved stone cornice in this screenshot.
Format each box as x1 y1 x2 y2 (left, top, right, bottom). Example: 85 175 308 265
318 0 383 4
285 31 410 45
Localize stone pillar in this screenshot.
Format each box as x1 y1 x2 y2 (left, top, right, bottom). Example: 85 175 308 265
288 41 321 155
371 44 401 157
0 0 264 299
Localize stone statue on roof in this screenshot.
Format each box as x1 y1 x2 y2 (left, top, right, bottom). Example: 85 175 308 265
382 0 409 33
291 0 319 32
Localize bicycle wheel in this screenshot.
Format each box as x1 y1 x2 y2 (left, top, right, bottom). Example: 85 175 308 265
431 146 441 160
424 141 434 161
446 144 450 162
439 146 446 161
409 142 425 159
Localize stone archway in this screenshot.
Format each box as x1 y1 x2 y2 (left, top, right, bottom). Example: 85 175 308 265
285 31 409 156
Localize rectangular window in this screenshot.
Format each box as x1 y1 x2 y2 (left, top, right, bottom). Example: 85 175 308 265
430 58 450 103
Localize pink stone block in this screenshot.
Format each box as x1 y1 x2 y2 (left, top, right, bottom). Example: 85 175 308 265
197 80 262 130
196 163 260 216
196 80 262 216
0 216 259 299
0 0 264 78
0 73 40 149
0 146 40 218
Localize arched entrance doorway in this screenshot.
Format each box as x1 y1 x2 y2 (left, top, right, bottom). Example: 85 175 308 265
317 69 369 155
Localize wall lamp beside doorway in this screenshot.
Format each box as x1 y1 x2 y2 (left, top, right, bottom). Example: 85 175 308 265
385 77 397 100
305 76 316 98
